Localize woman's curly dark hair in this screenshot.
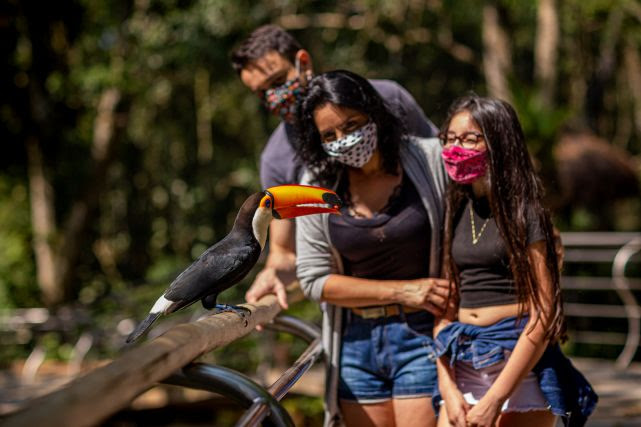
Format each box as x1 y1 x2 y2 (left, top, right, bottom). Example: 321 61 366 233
441 95 565 342
295 70 405 186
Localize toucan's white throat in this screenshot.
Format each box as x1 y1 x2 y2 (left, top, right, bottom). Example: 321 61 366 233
251 206 273 249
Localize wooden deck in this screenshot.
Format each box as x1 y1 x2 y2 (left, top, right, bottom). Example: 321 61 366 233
2 357 641 425
572 358 641 426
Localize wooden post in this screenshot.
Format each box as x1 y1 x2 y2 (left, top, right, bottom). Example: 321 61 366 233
3 296 281 427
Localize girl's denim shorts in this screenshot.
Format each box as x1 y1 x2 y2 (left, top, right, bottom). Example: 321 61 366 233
455 352 549 412
338 308 437 403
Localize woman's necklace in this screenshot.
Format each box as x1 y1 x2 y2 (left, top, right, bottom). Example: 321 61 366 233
345 170 403 218
469 204 490 245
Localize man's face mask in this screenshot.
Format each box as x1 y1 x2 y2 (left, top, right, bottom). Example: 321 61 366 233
259 58 305 123
322 122 378 168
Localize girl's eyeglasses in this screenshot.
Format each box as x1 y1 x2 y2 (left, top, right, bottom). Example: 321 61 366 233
438 131 484 149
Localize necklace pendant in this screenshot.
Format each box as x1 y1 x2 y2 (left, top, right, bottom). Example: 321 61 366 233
469 204 489 245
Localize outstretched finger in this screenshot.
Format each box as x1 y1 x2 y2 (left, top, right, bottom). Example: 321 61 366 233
246 290 265 331
273 276 289 310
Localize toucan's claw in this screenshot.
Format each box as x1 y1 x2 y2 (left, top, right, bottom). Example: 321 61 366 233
213 304 251 327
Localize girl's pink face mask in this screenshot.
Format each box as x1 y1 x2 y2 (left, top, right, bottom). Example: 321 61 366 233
441 145 488 184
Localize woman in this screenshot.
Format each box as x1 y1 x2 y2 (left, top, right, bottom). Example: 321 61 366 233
294 70 450 427
434 95 597 427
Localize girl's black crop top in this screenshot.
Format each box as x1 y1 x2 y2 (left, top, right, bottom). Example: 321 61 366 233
452 197 545 308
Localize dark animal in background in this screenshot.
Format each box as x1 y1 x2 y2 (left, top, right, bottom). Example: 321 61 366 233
554 132 640 228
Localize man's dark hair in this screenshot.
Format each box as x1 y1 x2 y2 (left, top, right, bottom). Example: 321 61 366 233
296 70 405 186
231 25 302 73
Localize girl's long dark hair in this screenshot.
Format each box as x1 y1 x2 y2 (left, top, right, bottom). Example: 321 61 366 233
295 70 405 186
442 95 565 341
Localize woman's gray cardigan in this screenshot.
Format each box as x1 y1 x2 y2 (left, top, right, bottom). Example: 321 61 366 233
295 137 448 427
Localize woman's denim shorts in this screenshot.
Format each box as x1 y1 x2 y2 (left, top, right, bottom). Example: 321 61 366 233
338 309 437 403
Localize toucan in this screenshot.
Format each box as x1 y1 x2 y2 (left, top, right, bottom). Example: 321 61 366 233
126 184 341 343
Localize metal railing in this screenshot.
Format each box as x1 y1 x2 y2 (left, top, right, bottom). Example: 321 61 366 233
162 315 322 427
561 232 641 368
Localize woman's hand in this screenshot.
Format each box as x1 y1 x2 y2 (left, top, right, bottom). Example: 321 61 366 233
396 278 451 316
464 393 504 427
441 384 471 427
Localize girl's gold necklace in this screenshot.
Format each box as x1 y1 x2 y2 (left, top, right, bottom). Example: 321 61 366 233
470 204 490 245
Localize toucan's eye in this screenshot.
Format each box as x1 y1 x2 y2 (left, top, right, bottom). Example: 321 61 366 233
265 199 271 208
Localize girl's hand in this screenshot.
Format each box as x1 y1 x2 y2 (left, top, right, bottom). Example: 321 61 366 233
464 394 504 427
442 385 471 427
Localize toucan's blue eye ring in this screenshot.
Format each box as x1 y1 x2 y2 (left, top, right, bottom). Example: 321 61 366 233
265 199 271 208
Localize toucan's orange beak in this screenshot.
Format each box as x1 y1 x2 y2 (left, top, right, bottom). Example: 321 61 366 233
266 184 342 219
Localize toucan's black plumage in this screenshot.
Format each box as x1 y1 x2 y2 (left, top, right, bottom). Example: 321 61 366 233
126 185 341 343
161 193 263 311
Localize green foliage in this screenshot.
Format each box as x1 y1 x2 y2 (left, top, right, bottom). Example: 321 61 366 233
283 395 324 426
1 4 640 419
0 177 37 308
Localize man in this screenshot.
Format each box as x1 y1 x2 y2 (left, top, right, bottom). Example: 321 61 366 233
231 25 438 308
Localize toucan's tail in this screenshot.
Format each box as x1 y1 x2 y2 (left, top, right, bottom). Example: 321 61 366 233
126 312 162 343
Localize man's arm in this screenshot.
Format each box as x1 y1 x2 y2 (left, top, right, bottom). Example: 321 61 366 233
245 218 295 309
250 123 301 309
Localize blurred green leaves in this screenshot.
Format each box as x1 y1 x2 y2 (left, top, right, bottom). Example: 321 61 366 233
0 178 37 309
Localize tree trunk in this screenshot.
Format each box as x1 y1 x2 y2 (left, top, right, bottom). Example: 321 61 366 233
624 40 641 141
27 88 122 306
535 0 559 108
57 88 122 295
26 136 61 306
482 3 513 103
586 7 624 132
194 68 213 164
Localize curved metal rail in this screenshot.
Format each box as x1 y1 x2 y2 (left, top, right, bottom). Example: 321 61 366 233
612 237 641 368
160 314 323 427
267 314 321 343
163 364 294 427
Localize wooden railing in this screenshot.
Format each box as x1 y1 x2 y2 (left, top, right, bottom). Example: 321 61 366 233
1 295 304 427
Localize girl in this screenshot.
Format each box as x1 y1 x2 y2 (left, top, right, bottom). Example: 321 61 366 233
434 95 597 427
